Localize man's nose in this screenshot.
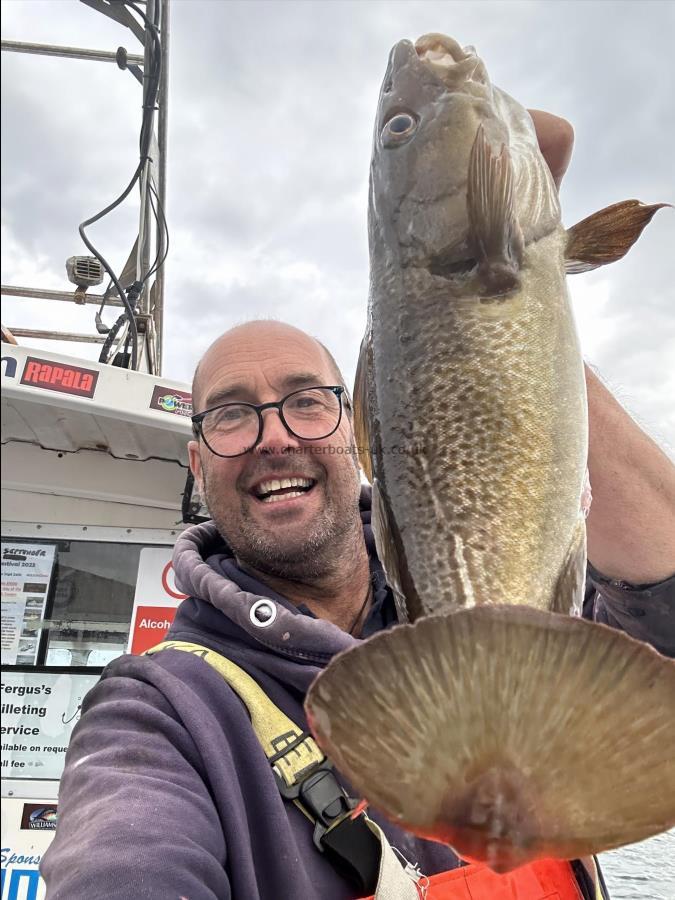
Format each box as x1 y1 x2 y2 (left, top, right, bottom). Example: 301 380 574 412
255 407 300 453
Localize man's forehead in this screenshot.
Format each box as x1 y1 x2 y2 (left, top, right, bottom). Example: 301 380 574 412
197 324 335 405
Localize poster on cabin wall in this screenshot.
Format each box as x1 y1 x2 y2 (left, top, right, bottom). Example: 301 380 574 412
1 543 56 666
127 547 188 655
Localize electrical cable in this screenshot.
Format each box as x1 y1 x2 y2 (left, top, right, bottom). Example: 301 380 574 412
119 327 133 368
81 0 164 369
146 180 169 282
80 163 143 368
98 313 130 364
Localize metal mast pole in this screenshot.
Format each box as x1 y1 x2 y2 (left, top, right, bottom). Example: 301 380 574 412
154 0 170 374
138 0 156 319
1 40 143 65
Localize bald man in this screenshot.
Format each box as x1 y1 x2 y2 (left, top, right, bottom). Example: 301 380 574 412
42 117 675 899
187 321 372 635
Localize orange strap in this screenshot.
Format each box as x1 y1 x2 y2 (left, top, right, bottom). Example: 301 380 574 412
361 857 582 900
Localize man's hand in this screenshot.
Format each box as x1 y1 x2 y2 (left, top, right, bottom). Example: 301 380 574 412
528 109 574 189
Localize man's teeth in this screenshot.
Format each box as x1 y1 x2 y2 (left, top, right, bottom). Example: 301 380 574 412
261 490 307 504
256 476 314 499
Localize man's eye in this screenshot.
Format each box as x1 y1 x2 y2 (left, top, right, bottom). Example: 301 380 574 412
287 392 321 410
214 407 249 425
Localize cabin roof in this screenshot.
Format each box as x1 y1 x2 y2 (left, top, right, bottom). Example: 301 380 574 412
1 344 192 466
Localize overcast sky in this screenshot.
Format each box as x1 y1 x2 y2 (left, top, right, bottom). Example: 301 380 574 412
2 0 674 449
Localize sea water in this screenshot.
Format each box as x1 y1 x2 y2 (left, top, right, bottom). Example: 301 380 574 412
600 830 675 899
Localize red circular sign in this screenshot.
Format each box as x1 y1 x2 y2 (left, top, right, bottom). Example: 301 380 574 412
161 561 188 600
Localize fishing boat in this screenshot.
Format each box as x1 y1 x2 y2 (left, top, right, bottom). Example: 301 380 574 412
0 4 203 894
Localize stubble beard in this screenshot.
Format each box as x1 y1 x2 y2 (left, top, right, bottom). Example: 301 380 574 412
203 468 363 582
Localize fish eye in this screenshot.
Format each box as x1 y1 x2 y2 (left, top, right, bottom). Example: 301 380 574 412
381 112 418 146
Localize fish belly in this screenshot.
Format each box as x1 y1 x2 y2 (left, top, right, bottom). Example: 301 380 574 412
370 229 587 615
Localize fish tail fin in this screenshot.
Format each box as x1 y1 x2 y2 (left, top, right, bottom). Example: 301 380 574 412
306 606 675 873
467 124 524 295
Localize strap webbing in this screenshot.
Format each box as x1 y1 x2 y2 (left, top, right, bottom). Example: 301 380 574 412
578 856 607 900
362 820 420 900
145 640 324 788
321 813 382 893
145 639 420 897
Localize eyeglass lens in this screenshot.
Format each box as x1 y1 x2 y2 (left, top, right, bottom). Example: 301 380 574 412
200 387 341 456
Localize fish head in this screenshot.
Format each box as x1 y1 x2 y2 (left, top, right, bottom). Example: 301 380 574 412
369 34 560 281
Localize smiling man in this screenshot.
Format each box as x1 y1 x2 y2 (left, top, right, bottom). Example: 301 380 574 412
41 116 675 899
187 322 373 635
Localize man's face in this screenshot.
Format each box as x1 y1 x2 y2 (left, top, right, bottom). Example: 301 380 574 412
188 324 362 579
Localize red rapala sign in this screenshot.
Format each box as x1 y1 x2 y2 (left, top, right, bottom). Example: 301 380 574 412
21 357 99 398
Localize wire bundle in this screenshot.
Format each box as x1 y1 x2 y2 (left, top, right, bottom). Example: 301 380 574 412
78 0 168 369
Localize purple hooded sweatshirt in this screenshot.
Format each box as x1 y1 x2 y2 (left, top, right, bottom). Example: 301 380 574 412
41 488 674 899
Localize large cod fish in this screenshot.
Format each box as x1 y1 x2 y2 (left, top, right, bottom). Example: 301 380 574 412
305 34 675 873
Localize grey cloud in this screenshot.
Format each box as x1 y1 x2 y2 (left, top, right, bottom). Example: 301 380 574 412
1 0 673 446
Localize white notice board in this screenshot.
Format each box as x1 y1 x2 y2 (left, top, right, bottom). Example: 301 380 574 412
1 671 100 781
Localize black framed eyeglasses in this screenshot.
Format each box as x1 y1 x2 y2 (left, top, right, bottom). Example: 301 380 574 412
192 385 347 458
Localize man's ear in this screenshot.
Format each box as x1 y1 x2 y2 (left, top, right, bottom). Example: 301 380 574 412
188 440 204 494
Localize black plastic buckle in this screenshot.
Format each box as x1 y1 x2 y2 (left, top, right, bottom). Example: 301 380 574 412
271 747 355 851
301 767 356 851
271 741 380 893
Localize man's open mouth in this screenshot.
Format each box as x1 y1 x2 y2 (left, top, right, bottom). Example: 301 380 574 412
251 476 317 504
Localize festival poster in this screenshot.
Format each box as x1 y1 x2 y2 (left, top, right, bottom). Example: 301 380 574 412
127 547 187 655
1 543 56 666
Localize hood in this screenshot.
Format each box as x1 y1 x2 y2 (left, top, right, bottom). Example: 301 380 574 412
171 485 386 670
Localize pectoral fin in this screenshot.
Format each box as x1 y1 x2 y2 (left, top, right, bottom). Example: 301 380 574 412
565 200 669 274
551 516 587 616
372 478 412 622
353 333 373 483
467 124 524 295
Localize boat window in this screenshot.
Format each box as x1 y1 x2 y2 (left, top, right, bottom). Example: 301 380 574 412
1 536 178 783
1 539 143 668
45 648 73 667
45 540 142 667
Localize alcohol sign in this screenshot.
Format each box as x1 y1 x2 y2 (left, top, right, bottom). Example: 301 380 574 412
127 547 187 655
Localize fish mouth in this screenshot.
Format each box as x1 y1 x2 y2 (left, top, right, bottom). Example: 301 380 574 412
414 33 488 86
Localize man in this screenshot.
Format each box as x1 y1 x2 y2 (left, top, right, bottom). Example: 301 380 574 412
42 117 675 898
